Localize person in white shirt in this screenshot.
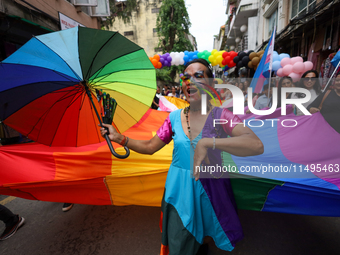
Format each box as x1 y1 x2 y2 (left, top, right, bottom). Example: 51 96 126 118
168 86 179 98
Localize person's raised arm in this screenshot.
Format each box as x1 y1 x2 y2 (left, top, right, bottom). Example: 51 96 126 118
100 123 166 155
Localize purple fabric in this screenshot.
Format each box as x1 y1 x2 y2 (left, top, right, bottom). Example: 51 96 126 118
156 116 173 144
200 107 244 246
278 113 340 189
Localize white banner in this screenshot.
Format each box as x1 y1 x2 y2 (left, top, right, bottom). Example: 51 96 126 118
59 12 85 30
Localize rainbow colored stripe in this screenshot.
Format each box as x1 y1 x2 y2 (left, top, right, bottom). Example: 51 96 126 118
1 108 339 216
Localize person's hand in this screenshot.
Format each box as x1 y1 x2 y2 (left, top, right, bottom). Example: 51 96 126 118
193 138 211 181
309 107 320 114
100 123 122 144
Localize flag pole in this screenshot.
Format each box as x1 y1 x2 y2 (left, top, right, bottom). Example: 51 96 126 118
267 26 276 106
322 60 340 92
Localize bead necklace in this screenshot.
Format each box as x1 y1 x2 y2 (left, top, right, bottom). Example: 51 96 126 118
184 106 223 179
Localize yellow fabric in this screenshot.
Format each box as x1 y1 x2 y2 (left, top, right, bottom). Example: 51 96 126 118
164 96 189 109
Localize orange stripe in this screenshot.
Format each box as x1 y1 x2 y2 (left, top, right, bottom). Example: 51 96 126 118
160 244 169 255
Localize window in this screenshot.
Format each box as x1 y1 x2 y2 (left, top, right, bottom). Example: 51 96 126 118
291 0 316 19
268 9 278 38
153 28 158 33
154 47 162 52
152 8 160 13
72 0 97 6
124 31 134 36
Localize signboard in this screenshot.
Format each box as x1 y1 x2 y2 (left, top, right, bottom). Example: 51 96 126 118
59 12 85 30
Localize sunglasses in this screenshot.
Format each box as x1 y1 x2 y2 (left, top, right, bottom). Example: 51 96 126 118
304 77 316 81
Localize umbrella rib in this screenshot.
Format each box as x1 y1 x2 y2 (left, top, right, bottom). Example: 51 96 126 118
48 91 85 147
34 37 83 81
2 81 81 121
76 90 102 146
25 87 83 144
90 67 155 85
85 32 119 81
89 48 150 82
2 63 81 83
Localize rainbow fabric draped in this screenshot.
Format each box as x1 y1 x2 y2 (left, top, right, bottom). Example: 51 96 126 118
1 109 340 215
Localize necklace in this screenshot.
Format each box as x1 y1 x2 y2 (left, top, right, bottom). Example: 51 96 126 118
184 106 223 179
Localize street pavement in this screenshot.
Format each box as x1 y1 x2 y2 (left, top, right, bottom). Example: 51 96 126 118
1 195 339 255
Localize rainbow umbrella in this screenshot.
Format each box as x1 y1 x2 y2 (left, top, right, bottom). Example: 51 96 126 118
0 27 156 158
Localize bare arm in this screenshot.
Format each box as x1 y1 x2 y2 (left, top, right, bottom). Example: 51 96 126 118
193 125 264 180
100 123 166 155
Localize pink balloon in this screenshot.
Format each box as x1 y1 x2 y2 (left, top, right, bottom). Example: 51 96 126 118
289 72 301 83
291 56 303 65
304 61 314 72
283 64 293 76
277 68 284 77
293 62 305 74
280 57 291 67
296 56 303 63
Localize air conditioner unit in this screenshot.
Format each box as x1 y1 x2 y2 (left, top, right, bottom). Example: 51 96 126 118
90 0 111 17
72 0 98 7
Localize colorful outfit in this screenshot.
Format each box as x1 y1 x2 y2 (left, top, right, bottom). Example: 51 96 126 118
157 107 243 255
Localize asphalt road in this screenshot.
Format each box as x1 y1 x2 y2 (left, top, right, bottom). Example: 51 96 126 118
1 195 339 255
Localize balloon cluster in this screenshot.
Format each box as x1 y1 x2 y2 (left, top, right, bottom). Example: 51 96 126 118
150 50 314 79
246 50 265 70
271 52 314 82
197 50 213 64
221 51 237 68
208 49 228 67
159 53 172 67
170 52 185 66
149 54 162 69
183 51 199 65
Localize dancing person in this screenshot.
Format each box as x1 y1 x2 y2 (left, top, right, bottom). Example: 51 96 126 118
0 205 25 240
308 73 340 133
100 59 263 254
291 70 321 115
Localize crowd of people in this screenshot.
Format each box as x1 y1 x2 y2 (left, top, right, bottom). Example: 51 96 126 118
152 69 340 136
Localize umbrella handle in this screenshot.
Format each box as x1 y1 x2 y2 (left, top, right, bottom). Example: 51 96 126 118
104 133 130 159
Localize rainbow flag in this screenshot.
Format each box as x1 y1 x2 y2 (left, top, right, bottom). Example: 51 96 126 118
1 108 340 216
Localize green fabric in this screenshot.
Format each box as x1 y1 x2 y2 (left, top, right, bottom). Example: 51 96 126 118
230 175 284 211
161 190 201 255
78 27 142 79
90 49 154 80
221 151 284 211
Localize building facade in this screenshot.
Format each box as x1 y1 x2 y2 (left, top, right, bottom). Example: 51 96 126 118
0 0 108 60
108 0 163 57
108 0 197 57
220 0 340 74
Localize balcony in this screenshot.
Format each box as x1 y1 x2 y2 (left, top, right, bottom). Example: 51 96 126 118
225 0 259 50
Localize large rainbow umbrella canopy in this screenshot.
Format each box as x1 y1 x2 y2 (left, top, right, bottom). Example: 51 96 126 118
0 27 156 147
